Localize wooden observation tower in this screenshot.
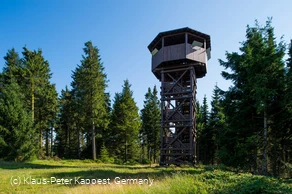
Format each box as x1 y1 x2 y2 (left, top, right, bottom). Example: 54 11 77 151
148 27 211 165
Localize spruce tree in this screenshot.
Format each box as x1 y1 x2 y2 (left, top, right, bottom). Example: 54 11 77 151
2 48 23 85
41 83 58 156
21 47 57 155
197 95 210 164
209 84 225 164
0 79 37 161
56 86 84 158
140 86 161 163
56 87 72 158
195 101 204 163
22 47 51 122
245 20 285 174
71 41 108 160
202 95 209 125
219 19 286 174
109 80 140 162
280 40 292 175
286 40 292 111
99 143 111 163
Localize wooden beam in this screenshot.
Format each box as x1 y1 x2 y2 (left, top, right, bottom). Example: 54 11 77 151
163 127 187 148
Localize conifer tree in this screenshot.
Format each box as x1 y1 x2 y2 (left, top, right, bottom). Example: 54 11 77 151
202 95 209 125
286 40 292 112
21 47 57 154
55 86 81 158
279 40 292 175
42 83 58 156
195 101 203 163
1 47 57 159
109 80 140 162
0 79 37 161
140 86 161 163
219 19 286 174
99 143 111 163
197 95 209 164
209 84 225 164
71 41 108 160
22 47 51 122
2 48 23 85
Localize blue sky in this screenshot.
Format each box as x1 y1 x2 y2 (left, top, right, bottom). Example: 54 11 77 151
1 0 291 110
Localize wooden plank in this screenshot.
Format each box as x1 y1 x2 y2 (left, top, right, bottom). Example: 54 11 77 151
163 43 186 62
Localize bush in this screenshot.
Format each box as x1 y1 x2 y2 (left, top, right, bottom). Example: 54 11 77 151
141 158 151 164
114 158 123 165
99 143 114 163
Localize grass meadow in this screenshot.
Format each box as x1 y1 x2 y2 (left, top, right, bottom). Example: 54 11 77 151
0 160 291 194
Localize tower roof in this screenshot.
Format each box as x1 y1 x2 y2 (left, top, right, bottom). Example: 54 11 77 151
148 27 211 52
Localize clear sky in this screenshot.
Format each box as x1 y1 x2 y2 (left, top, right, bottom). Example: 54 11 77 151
1 0 291 110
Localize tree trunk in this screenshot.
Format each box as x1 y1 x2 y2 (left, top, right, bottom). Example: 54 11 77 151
141 142 145 162
46 129 49 156
66 126 69 156
263 107 268 175
92 121 96 160
51 127 54 157
39 129 42 149
125 135 128 162
254 146 258 174
31 81 34 122
154 148 156 163
77 128 81 158
81 132 85 153
196 139 199 164
125 140 128 162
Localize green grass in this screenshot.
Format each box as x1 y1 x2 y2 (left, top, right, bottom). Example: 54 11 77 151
0 160 291 194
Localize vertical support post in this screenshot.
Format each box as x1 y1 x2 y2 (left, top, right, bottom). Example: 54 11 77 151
160 70 165 165
189 67 193 164
194 68 197 164
191 67 197 165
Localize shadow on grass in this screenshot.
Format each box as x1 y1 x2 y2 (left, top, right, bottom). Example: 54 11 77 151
0 160 78 170
0 159 214 173
0 160 138 170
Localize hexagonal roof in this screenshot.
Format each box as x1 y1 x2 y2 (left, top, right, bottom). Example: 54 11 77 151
148 27 211 52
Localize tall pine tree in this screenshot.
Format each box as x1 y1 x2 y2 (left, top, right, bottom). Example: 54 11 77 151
21 47 57 155
140 86 161 163
197 95 209 164
71 41 108 160
0 79 37 161
219 19 286 174
209 84 225 164
109 80 140 162
55 86 80 158
2 48 23 85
